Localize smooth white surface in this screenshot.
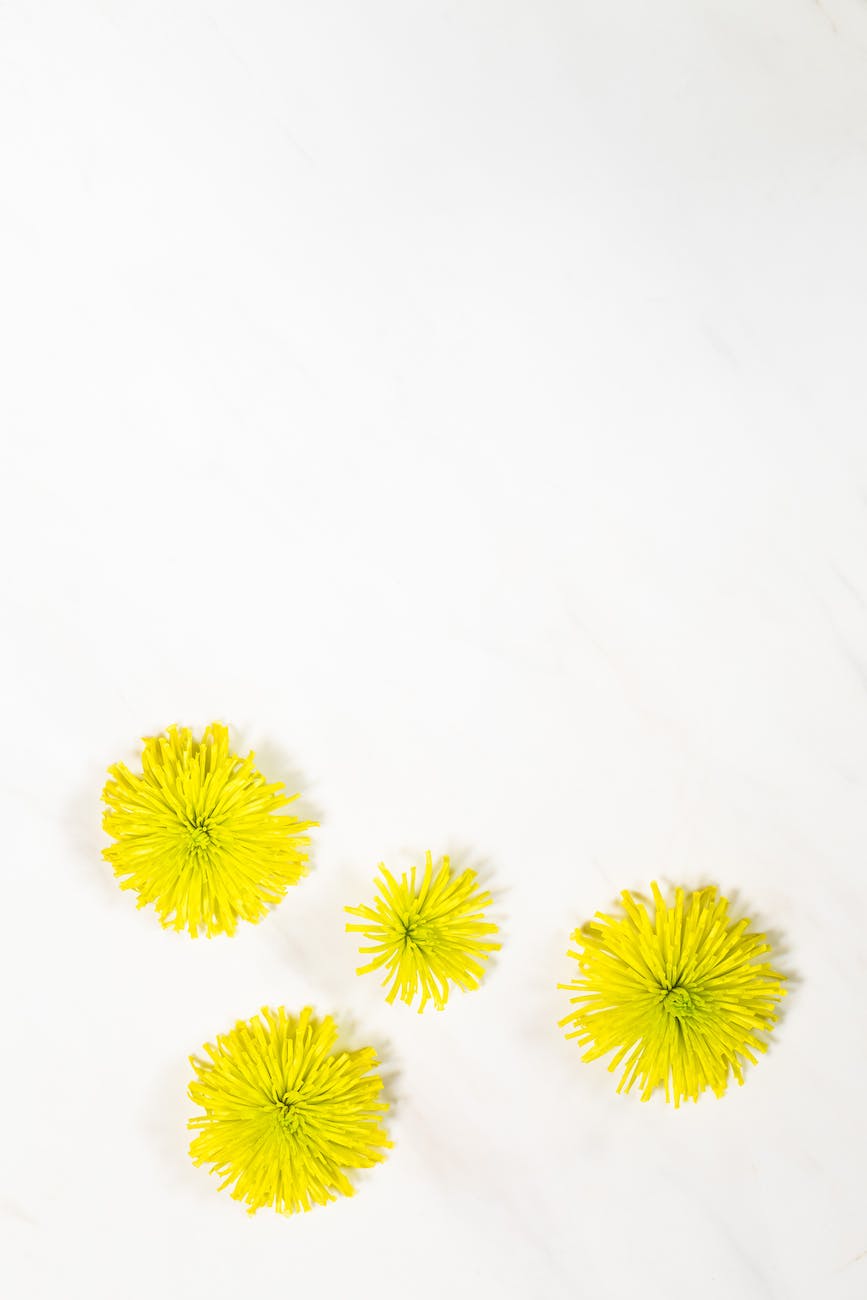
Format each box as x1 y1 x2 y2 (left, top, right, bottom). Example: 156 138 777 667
3 3 867 1297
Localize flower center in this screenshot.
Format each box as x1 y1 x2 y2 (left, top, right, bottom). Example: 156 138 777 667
662 986 694 1019
277 1094 305 1135
187 818 213 852
402 916 434 949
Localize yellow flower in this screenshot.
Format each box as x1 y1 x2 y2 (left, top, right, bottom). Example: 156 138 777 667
188 1007 390 1215
102 723 313 937
560 883 787 1105
346 852 500 1012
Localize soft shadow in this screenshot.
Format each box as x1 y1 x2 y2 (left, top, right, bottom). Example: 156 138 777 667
234 730 325 855
64 754 124 903
426 841 508 980
140 1053 205 1197
331 1009 402 1116
721 883 799 1034
263 849 360 1004
442 840 504 900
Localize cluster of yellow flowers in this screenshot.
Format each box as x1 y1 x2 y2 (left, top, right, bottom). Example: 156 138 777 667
102 722 788 1215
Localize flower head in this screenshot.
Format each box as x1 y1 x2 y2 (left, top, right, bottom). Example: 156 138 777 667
188 1006 390 1215
560 882 787 1105
102 723 313 937
346 852 500 1012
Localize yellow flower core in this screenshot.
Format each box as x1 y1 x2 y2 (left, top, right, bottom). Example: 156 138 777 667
102 723 312 937
346 852 501 1012
189 1007 390 1214
559 882 787 1105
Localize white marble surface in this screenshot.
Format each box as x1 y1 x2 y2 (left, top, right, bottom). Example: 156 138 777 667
3 3 867 1297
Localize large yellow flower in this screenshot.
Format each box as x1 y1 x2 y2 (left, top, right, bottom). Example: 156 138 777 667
559 882 787 1106
102 723 312 937
188 1007 390 1215
346 852 500 1012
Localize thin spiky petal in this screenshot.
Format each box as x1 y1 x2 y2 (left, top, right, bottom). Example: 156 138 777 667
102 723 313 937
346 852 500 1012
559 882 787 1106
188 1007 390 1215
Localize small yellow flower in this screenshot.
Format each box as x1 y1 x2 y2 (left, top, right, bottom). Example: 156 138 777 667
346 852 500 1012
102 723 313 937
188 1007 390 1215
559 882 787 1105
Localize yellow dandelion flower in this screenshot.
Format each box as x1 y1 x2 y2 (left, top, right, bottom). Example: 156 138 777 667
188 1006 390 1215
102 723 313 937
345 851 501 1012
559 882 787 1105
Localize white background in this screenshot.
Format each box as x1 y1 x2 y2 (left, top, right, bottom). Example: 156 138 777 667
3 3 867 1297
